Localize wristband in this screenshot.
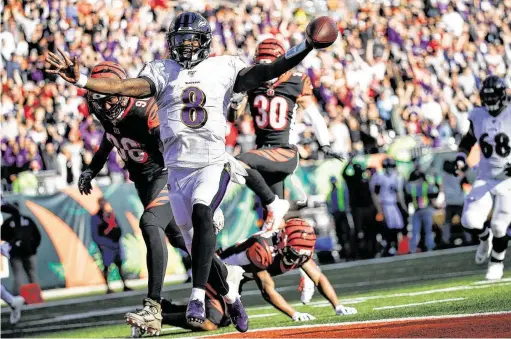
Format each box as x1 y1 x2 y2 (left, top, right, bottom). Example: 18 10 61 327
76 74 88 88
456 152 467 161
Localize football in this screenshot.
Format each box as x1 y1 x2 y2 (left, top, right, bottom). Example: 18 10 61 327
305 16 339 49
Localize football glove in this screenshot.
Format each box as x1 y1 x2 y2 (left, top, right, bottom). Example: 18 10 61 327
230 92 246 109
78 169 94 195
335 305 358 315
454 153 467 176
320 145 345 162
292 312 316 322
504 163 511 177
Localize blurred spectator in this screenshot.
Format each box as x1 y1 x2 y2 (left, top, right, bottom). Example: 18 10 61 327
91 197 131 294
370 158 407 256
439 159 472 247
326 176 352 260
342 160 378 259
1 202 41 295
405 161 440 253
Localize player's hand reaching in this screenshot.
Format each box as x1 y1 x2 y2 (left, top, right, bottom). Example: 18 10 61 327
454 154 468 177
320 145 345 162
78 169 94 195
504 163 511 177
335 305 357 315
45 47 80 84
292 312 316 322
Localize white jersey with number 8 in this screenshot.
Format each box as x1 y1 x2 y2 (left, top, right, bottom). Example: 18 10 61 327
469 105 511 180
138 55 247 169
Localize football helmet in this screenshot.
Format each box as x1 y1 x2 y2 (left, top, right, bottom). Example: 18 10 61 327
87 61 129 123
278 218 316 266
382 157 396 175
167 12 212 69
254 38 286 64
480 75 507 116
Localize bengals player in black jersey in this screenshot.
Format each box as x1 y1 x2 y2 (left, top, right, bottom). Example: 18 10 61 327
219 219 357 321
229 39 343 232
78 62 236 336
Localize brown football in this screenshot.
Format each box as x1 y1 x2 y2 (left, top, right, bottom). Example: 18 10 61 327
305 16 338 49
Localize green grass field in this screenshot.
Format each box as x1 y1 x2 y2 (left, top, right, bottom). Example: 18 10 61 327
44 274 511 338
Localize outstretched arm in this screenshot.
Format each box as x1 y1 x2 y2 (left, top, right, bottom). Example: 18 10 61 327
88 135 114 178
458 122 477 156
297 95 330 147
254 269 296 318
233 40 313 93
300 259 338 308
46 48 154 98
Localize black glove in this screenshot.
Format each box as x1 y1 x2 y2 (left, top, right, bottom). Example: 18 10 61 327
504 163 511 177
320 145 345 162
78 169 94 195
454 154 467 176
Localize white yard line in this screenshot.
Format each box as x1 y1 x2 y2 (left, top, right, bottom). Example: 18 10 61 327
373 297 465 310
472 277 511 285
191 310 511 338
249 313 278 319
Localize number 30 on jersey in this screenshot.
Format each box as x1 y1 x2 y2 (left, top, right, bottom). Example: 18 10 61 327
253 95 289 130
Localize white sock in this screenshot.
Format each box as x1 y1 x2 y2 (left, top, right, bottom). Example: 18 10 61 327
1 285 14 307
190 287 205 302
267 195 279 209
223 284 238 305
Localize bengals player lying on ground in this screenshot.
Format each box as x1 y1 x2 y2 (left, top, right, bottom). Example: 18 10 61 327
219 219 357 321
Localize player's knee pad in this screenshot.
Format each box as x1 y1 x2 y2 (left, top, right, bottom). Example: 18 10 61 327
461 210 486 231
493 235 509 254
191 203 214 232
491 214 511 238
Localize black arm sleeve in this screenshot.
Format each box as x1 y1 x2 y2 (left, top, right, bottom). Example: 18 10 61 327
458 121 477 155
88 134 114 177
233 40 313 93
150 126 164 153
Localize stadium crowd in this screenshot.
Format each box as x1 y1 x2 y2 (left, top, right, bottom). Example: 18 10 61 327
2 0 511 193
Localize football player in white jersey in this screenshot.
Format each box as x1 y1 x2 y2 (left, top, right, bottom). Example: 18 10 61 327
455 75 511 281
46 11 333 334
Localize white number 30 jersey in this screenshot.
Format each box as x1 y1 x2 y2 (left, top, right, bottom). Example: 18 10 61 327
469 104 511 179
138 56 247 168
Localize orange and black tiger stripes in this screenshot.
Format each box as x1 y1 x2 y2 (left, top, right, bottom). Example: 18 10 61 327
146 99 160 130
247 238 273 269
90 61 128 80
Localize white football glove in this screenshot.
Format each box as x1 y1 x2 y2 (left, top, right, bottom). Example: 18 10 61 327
213 208 225 234
292 312 316 322
335 305 358 315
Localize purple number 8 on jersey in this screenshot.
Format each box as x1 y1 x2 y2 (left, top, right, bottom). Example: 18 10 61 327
180 86 208 129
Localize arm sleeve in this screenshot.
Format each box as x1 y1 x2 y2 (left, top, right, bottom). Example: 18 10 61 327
458 121 477 155
88 134 114 177
233 40 313 93
302 101 330 146
137 61 167 98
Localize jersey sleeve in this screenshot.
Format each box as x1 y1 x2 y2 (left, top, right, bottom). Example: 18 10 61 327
137 61 167 97
246 236 273 270
228 56 249 88
299 74 313 97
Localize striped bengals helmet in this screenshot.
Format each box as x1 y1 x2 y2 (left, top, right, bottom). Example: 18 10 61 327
87 62 129 122
255 38 286 64
278 218 316 266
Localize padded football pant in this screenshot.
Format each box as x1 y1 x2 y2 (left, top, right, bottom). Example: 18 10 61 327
167 157 246 295
237 146 298 201
462 177 511 264
135 170 185 301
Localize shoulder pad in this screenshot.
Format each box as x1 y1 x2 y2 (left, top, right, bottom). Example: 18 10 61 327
468 106 487 121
